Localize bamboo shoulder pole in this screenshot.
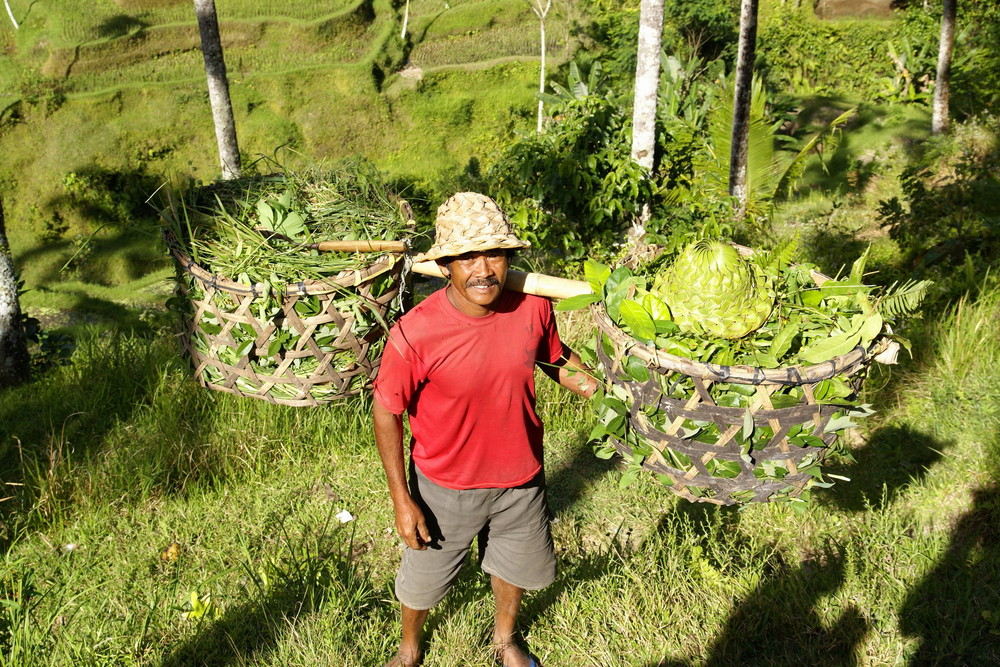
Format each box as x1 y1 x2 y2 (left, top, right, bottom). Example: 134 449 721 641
312 240 408 252
410 260 591 300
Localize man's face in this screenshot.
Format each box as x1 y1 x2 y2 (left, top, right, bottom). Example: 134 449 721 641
441 249 509 317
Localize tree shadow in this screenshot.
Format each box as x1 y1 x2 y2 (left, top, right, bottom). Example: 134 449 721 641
0 328 202 549
819 423 951 513
785 96 931 196
95 15 151 40
546 437 618 518
704 539 866 665
899 482 1000 664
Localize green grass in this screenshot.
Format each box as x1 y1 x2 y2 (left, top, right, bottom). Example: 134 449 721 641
2 287 999 664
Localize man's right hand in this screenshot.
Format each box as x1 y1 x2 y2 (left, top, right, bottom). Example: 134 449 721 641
394 496 431 550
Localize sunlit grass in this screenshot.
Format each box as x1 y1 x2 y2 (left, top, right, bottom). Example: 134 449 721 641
2 282 997 664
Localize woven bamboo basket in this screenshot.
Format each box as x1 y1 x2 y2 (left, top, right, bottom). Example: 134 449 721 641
591 289 887 506
169 239 403 407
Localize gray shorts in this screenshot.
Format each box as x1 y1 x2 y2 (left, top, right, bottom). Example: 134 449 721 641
394 464 556 610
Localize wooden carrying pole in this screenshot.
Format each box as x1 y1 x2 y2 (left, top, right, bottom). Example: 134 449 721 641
410 260 591 301
309 241 592 300
312 240 408 252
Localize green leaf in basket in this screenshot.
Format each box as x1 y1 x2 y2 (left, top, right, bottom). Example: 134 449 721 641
858 312 884 346
639 291 671 323
584 259 612 295
741 408 755 442
619 300 656 343
655 337 692 357
815 377 853 401
819 279 872 298
605 279 639 321
593 442 617 460
801 289 823 308
267 338 283 357
554 293 601 312
748 352 779 368
604 266 633 298
790 434 826 448
618 466 641 489
798 330 863 364
824 413 860 433
199 320 222 336
770 318 800 360
235 340 254 357
625 355 650 382
257 199 276 230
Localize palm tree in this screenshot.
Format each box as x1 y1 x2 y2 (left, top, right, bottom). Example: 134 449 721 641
4 0 18 30
932 0 956 135
630 0 664 235
0 197 30 388
526 0 553 134
631 0 664 174
729 0 759 220
193 0 241 180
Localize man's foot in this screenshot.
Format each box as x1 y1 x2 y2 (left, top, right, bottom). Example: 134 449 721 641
384 649 422 667
494 641 537 667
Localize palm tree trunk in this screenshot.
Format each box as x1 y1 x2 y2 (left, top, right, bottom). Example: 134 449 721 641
931 0 956 135
0 197 30 389
729 0 759 220
194 0 242 180
631 0 663 173
528 0 552 134
4 0 19 30
630 0 664 232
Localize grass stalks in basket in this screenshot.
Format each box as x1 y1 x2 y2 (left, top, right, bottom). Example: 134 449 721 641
158 158 412 404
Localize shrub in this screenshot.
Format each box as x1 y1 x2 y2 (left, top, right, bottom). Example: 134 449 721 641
878 115 1000 303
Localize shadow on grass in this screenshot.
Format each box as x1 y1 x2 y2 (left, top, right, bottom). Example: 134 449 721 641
899 481 1000 664
159 520 380 667
0 329 200 547
787 97 931 195
636 505 866 666
629 503 865 666
820 423 951 513
703 544 867 666
546 436 618 518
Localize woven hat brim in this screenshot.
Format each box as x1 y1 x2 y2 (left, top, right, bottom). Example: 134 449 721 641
413 237 531 263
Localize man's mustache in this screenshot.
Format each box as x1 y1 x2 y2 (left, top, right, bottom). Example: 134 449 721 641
466 277 500 288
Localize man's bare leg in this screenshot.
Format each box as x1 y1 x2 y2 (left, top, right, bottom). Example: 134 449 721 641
385 604 428 667
491 575 534 667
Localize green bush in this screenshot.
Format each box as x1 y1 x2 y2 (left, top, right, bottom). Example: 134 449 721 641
757 9 898 99
878 115 1000 303
487 93 651 265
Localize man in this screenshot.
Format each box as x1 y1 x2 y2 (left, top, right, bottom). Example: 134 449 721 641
373 192 596 667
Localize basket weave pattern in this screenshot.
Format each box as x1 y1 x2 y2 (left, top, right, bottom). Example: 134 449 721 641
172 245 401 406
592 304 877 505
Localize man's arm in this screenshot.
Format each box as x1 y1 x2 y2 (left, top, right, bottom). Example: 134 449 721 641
546 345 598 398
373 398 431 550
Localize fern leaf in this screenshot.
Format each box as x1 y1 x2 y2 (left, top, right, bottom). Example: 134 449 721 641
876 280 933 319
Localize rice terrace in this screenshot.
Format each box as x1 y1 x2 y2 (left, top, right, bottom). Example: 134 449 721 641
1 0 999 665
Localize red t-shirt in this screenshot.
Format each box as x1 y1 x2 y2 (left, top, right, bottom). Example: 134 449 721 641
373 288 565 490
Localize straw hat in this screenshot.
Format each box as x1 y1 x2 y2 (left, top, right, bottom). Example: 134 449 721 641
414 192 530 263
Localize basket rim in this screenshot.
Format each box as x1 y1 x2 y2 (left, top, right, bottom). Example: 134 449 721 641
165 230 402 297
591 302 886 386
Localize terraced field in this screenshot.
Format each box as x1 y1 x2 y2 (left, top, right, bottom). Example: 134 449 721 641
0 0 582 298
